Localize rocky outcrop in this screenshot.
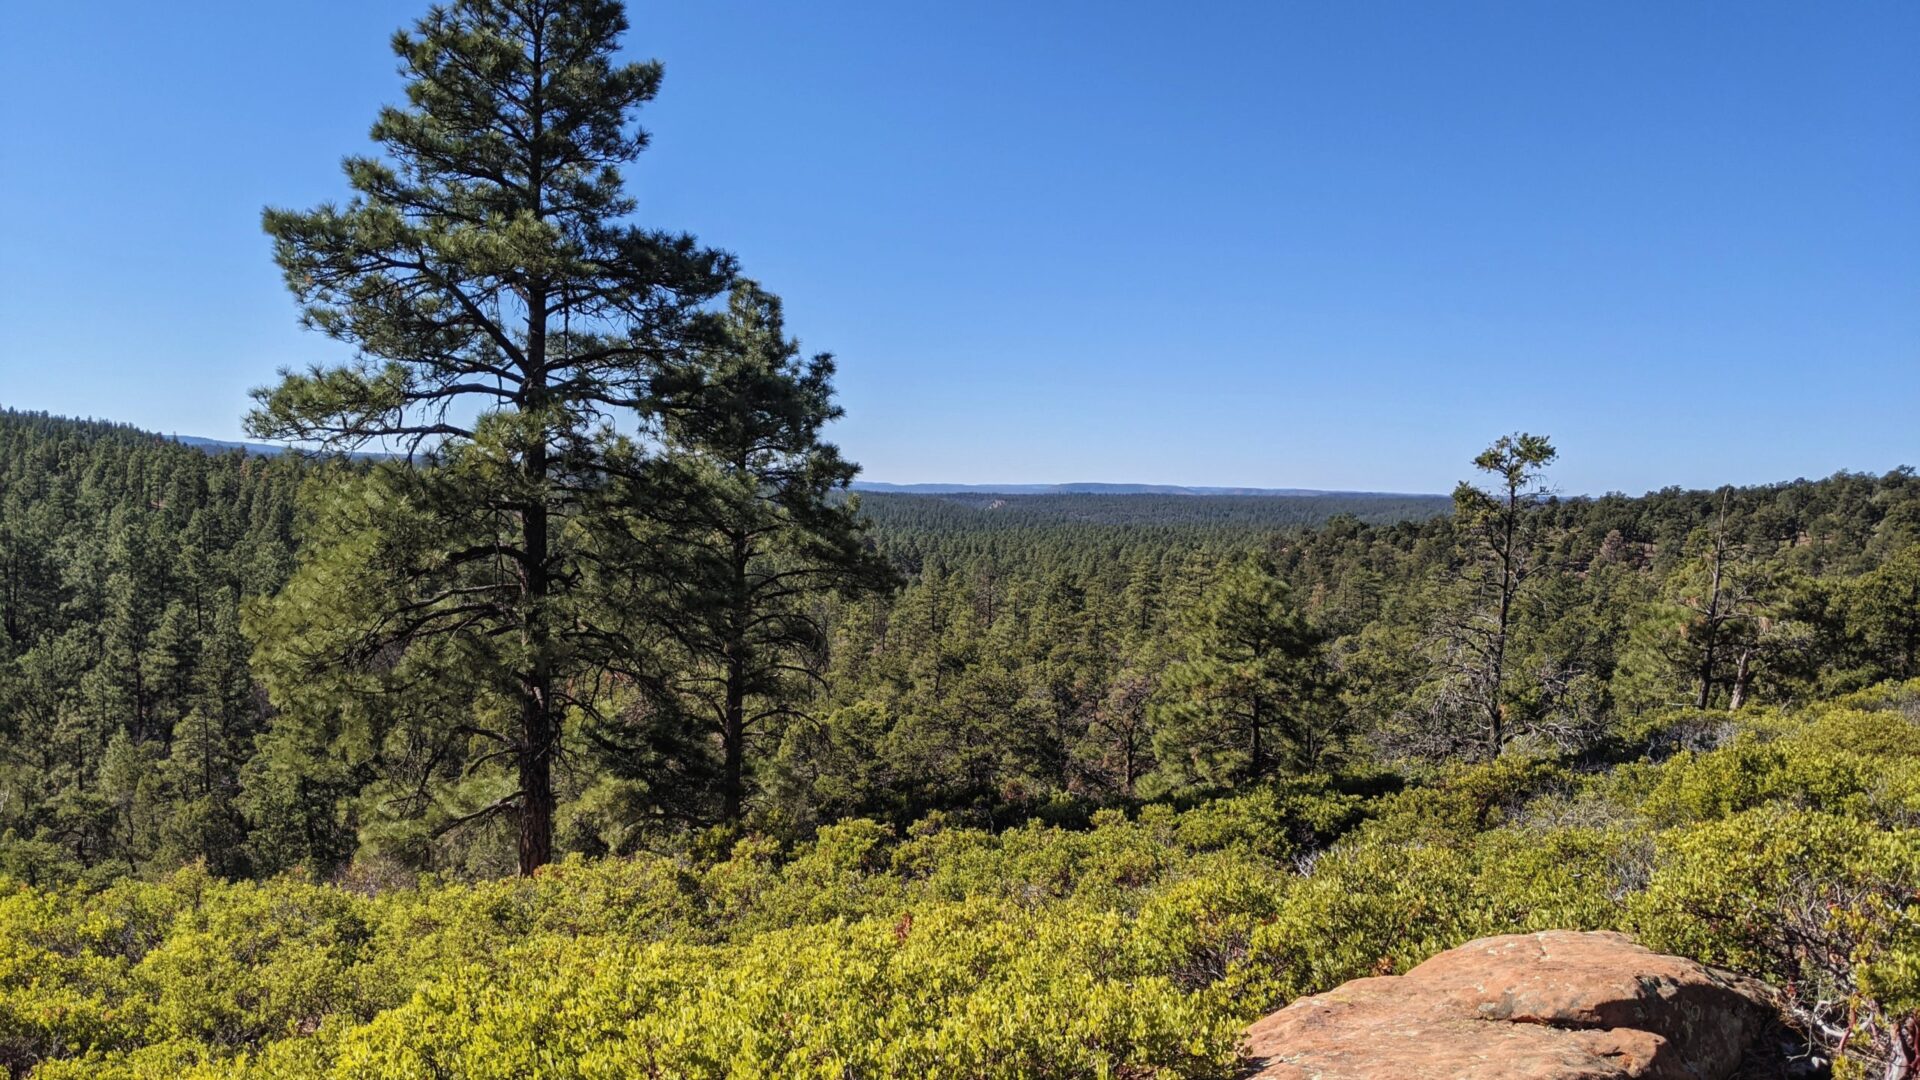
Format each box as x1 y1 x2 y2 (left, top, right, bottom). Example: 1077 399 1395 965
1244 930 1785 1079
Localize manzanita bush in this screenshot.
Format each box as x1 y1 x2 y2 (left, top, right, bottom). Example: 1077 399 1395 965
5 684 1920 1079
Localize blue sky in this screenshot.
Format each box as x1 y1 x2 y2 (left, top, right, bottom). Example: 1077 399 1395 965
2 2 1915 495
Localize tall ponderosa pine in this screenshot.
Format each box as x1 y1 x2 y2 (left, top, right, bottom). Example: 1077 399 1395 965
1427 432 1556 760
617 283 895 821
247 0 733 873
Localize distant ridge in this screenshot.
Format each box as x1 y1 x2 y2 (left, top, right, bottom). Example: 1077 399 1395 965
171 434 396 462
159 433 1438 499
171 435 290 455
850 481 1441 498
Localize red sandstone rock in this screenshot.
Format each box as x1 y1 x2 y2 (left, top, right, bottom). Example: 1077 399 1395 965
1244 930 1780 1080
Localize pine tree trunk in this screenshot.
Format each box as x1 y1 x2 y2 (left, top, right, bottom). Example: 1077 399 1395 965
722 671 746 822
1 552 18 643
517 273 555 875
1728 647 1753 711
721 530 750 822
1249 694 1264 782
517 694 554 875
518 477 556 875
1696 610 1719 710
1487 483 1518 759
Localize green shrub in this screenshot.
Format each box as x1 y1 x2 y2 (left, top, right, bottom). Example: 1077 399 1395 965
9 689 1920 1077
1629 807 1920 1069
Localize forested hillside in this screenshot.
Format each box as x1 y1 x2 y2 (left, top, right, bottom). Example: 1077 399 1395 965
0 412 302 880
8 415 1920 1078
4 0 1919 1075
5 408 1920 883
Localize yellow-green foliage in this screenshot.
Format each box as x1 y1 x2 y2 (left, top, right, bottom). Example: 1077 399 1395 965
6 685 1920 1078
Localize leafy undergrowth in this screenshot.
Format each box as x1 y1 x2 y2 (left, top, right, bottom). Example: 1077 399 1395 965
6 684 1920 1079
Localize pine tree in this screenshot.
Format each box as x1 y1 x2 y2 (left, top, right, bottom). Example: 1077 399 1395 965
161 595 256 876
1081 659 1160 797
1846 544 1920 682
603 282 894 821
1425 432 1557 759
246 0 733 873
1150 554 1336 790
1635 525 1790 711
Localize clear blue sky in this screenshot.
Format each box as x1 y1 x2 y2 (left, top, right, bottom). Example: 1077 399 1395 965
2 2 1915 495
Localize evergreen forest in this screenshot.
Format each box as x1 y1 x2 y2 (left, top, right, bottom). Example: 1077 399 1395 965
3 0 1919 1077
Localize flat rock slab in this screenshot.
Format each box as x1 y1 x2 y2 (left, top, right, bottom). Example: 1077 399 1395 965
1244 930 1780 1080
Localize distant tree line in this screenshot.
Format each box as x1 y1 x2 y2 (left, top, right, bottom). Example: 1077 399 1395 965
855 490 1451 532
